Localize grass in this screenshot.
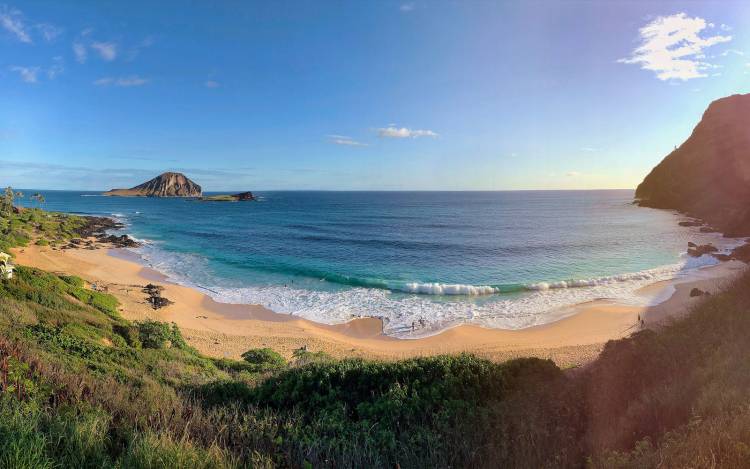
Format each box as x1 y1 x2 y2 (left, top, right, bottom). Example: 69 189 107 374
0 203 86 253
3 203 750 467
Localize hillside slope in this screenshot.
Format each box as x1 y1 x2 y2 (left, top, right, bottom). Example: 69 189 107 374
636 93 750 236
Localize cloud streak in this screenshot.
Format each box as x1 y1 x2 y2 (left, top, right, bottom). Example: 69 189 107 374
619 13 731 81
0 6 30 43
328 135 368 146
9 65 39 83
377 126 438 139
91 41 117 61
93 76 149 87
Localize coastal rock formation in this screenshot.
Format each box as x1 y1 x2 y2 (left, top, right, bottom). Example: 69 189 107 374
635 93 750 236
200 191 256 202
687 243 718 257
104 172 202 197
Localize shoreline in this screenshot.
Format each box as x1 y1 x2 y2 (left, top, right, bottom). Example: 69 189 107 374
12 241 746 367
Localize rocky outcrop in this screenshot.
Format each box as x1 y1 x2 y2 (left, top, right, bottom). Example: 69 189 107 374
635 94 750 236
687 242 718 257
199 191 256 202
104 172 202 197
690 288 710 297
234 191 255 201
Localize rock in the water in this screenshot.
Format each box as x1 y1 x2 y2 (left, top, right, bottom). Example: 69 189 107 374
699 226 718 233
103 172 202 197
678 221 703 227
234 191 255 201
687 243 718 257
97 234 140 248
687 241 697 248
635 94 750 236
690 288 708 297
730 242 750 263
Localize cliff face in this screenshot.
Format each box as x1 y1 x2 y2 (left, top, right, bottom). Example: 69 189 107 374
636 93 750 236
104 172 202 197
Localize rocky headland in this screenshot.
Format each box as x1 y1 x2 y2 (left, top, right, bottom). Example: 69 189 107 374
636 93 750 237
636 93 750 263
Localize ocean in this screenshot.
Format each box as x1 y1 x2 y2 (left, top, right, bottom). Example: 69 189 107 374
17 190 742 337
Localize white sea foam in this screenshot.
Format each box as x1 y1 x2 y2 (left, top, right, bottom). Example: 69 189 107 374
402 282 498 295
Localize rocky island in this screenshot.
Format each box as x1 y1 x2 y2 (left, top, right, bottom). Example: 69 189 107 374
199 191 256 202
636 93 750 236
103 172 202 197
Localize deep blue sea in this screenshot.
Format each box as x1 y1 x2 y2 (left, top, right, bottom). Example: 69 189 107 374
16 190 741 337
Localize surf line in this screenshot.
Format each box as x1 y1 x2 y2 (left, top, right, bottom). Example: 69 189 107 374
196 284 220 294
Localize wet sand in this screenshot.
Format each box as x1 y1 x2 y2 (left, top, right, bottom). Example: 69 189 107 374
12 243 745 368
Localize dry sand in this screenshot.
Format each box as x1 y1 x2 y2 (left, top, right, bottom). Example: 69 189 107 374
12 243 746 368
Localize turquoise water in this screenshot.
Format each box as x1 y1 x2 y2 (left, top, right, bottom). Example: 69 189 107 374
18 190 739 336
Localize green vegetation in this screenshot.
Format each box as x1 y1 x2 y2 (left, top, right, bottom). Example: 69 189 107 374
0 188 86 252
241 347 286 371
3 203 750 467
200 195 239 202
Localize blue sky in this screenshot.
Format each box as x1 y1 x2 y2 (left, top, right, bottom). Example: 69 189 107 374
1 1 749 191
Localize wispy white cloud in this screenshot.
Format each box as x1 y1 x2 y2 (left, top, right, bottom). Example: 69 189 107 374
720 23 732 32
91 41 117 61
566 171 582 177
46 56 64 79
400 2 415 12
328 135 368 146
580 147 599 152
377 126 438 138
72 41 87 63
93 76 149 87
9 65 39 83
125 36 154 61
721 48 744 57
0 6 31 43
50 57 64 78
35 22 61 42
619 13 731 81
205 80 220 88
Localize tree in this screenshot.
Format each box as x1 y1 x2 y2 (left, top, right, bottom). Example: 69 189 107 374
30 193 45 209
1 187 14 216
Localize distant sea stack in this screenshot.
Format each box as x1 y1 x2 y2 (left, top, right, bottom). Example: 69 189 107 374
103 172 202 197
636 93 750 236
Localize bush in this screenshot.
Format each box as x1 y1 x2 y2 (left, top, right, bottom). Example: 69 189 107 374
59 276 84 288
136 320 187 350
113 323 142 348
241 348 286 370
34 239 49 246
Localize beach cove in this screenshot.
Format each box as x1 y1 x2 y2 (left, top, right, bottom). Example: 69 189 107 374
13 240 745 367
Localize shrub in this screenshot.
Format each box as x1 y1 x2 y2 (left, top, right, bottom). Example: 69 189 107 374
34 239 49 246
113 323 142 348
136 320 187 350
59 276 84 288
241 348 286 370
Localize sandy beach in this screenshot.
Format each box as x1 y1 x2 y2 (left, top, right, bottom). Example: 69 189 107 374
12 242 746 368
